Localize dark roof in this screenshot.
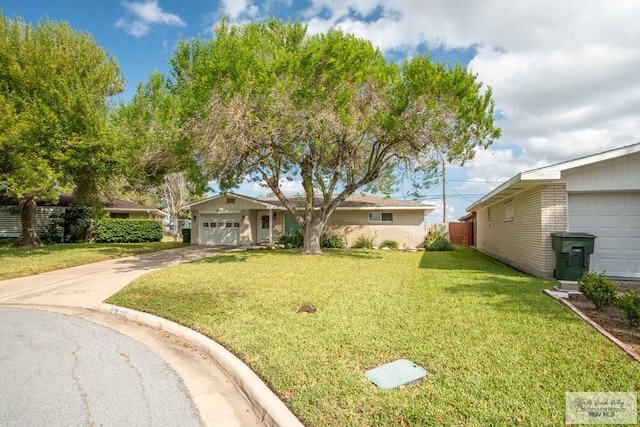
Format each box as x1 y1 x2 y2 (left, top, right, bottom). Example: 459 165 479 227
0 193 161 212
103 199 159 210
259 193 430 209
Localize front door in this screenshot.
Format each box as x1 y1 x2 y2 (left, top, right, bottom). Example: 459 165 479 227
258 211 272 244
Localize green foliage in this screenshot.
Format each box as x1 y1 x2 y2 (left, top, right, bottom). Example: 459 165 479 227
352 234 376 249
278 230 346 249
61 205 94 243
39 221 63 245
108 247 640 426
278 229 304 249
95 219 162 243
427 236 454 251
577 271 618 311
425 225 453 251
0 12 125 245
168 18 499 253
616 288 640 326
321 234 345 249
379 239 398 249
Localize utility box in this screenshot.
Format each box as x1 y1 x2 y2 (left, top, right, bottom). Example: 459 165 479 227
551 232 597 281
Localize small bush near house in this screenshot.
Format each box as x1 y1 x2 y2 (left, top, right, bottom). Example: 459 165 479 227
95 219 163 243
616 288 640 326
577 271 618 311
352 234 376 249
321 234 345 249
278 229 304 248
427 236 454 251
379 239 399 249
278 230 345 249
425 225 454 251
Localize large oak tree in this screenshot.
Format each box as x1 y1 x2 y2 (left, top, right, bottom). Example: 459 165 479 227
0 12 124 246
171 19 500 253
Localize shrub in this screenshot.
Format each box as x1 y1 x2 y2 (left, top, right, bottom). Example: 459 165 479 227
427 236 454 251
321 234 345 249
616 288 640 326
379 239 398 249
278 230 345 249
95 219 163 243
61 205 94 243
577 271 618 311
352 234 376 249
277 229 304 248
425 225 453 251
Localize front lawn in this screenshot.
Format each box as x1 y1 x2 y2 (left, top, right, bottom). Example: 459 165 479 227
107 247 640 426
0 241 187 280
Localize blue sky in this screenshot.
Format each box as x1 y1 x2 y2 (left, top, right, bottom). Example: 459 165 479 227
3 1 639 222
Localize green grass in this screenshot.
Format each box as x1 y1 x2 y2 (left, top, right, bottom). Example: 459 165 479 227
0 241 187 280
107 247 640 426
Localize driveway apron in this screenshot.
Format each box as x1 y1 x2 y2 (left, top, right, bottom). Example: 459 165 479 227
0 246 265 427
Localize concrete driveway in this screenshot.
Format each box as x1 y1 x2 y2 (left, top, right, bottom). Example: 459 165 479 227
0 246 289 427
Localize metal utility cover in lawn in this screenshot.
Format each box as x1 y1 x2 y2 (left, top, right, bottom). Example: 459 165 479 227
365 359 427 390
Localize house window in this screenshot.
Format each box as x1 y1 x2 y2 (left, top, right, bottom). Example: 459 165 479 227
284 213 300 234
504 200 514 221
203 222 209 227
211 222 217 227
110 212 129 219
233 222 240 227
226 222 232 227
226 197 236 204
369 212 393 222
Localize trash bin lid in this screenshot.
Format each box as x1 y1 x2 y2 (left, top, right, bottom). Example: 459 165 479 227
551 232 597 238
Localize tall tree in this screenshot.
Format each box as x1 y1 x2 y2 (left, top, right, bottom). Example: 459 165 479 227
172 19 500 253
0 12 125 246
112 71 185 194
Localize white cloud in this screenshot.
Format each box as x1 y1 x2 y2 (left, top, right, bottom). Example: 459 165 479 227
115 0 185 37
297 0 640 212
218 0 259 22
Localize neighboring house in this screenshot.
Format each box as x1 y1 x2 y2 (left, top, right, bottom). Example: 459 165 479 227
0 194 167 238
182 192 435 248
465 143 640 280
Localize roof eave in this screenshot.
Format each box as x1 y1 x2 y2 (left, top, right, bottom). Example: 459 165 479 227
180 192 284 211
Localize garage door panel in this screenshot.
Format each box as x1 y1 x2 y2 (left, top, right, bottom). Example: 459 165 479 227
595 216 621 229
200 215 240 245
596 237 621 251
596 195 619 207
569 192 640 278
570 215 592 228
598 257 623 272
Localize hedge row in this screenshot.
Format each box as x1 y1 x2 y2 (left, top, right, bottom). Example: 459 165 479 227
95 219 163 243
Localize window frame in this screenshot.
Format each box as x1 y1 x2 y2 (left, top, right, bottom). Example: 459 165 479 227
504 199 514 221
368 212 394 223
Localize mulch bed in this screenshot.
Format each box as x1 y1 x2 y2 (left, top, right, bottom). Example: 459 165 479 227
568 294 640 355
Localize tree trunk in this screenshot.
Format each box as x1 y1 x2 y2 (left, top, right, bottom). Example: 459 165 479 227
302 215 324 254
14 197 42 247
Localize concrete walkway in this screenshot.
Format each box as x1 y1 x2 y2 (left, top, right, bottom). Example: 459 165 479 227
0 246 304 427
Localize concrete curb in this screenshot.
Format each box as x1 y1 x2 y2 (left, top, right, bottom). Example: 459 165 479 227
543 290 640 363
98 303 305 427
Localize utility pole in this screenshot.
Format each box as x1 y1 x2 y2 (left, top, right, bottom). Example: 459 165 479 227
442 157 446 223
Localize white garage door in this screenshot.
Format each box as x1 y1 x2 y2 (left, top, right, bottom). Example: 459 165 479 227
200 214 241 245
568 192 640 279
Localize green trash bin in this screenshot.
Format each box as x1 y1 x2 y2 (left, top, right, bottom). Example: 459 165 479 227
551 232 596 281
181 228 191 244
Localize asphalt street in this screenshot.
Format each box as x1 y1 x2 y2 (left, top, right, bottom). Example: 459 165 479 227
0 307 203 427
